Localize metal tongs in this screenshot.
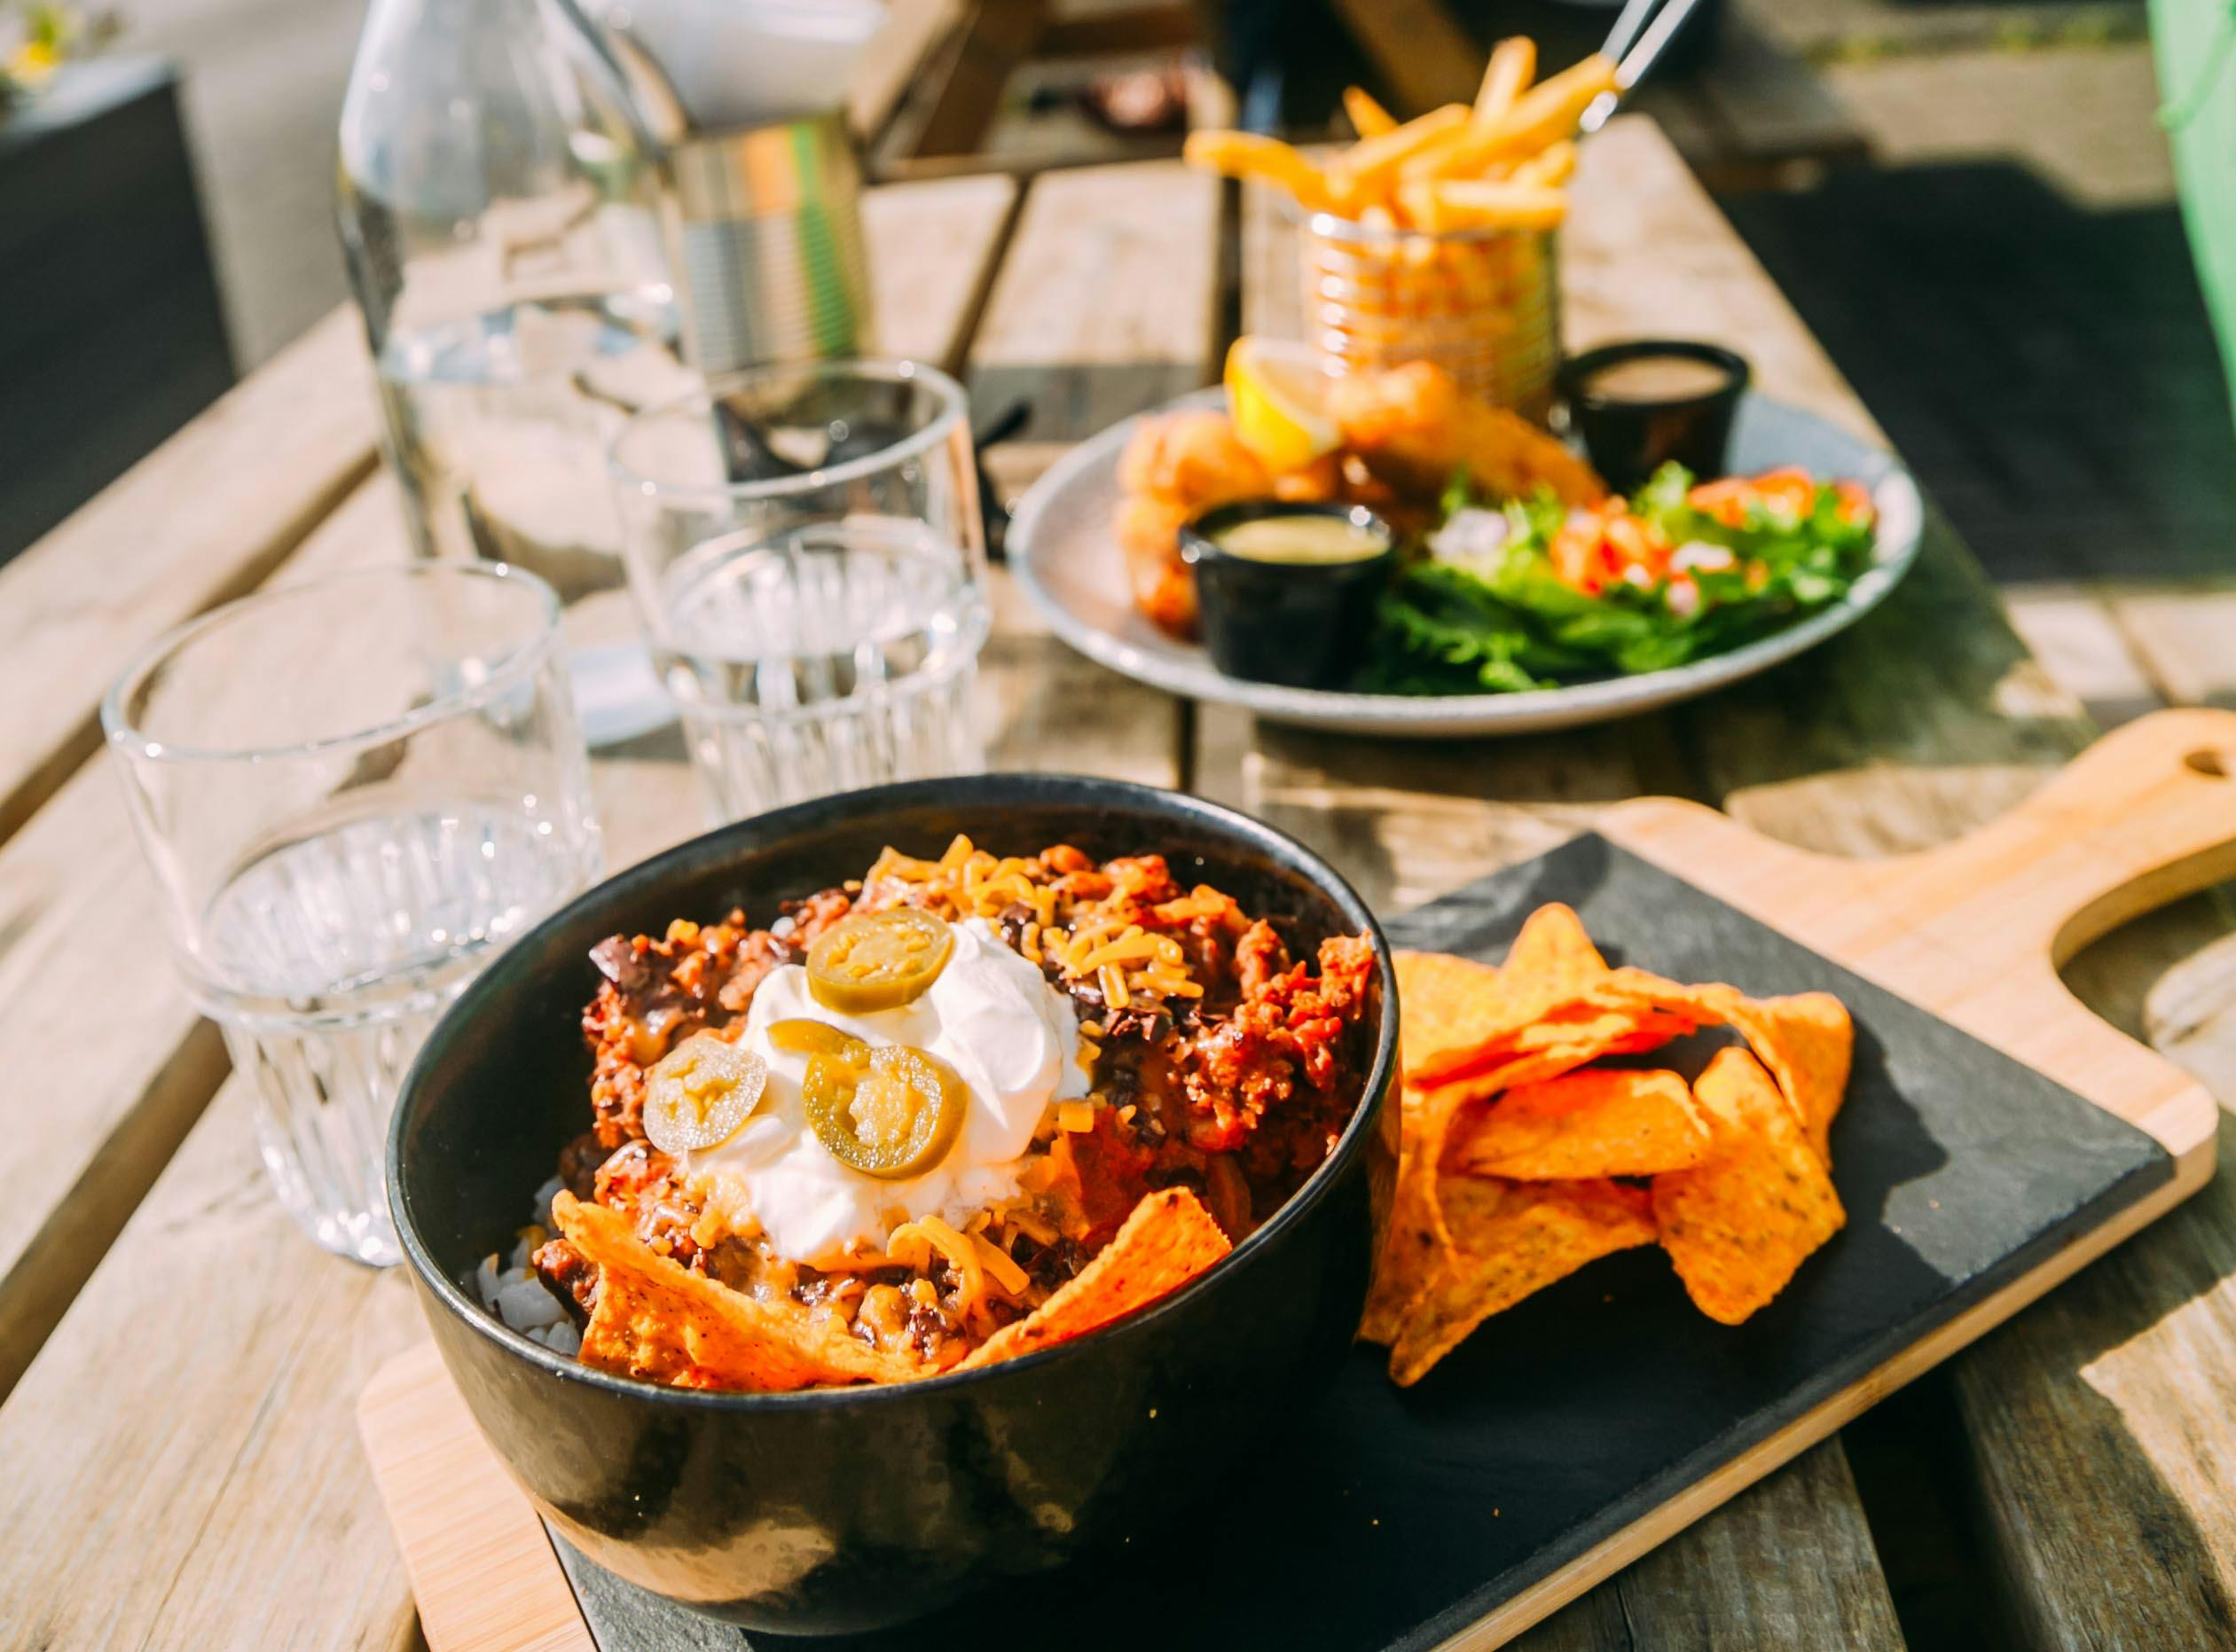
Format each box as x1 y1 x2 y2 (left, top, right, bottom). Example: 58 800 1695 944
1579 0 1713 134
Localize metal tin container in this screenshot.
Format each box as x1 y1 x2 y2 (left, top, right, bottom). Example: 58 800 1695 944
1296 207 1560 419
660 111 875 372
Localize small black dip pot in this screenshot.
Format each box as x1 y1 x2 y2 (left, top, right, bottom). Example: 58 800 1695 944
389 774 1398 1636
1179 499 1397 689
1557 339 1751 492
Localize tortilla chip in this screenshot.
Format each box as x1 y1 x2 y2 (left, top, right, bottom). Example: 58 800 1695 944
1727 991 1854 1164
1577 970 1853 1160
556 1194 923 1390
1393 951 1505 1073
1452 1068 1710 1180
1653 1048 1846 1325
1407 904 1610 1088
1424 1005 1697 1108
1360 1088 1443 1345
1504 901 1608 998
1367 917 1854 1357
1368 948 1537 1345
961 1186 1229 1368
1576 967 1736 1037
1376 918 1667 1343
1388 1176 1654 1386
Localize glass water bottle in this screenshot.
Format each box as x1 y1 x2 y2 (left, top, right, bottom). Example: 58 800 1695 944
336 0 689 742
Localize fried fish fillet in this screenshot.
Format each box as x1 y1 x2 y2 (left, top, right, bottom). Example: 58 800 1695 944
1329 361 1604 506
1114 409 1278 637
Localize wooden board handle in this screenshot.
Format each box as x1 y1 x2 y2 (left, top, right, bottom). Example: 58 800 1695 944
1600 709 2232 1168
1882 706 2236 967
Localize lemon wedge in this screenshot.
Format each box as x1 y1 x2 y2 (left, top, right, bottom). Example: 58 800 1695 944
1224 337 1341 474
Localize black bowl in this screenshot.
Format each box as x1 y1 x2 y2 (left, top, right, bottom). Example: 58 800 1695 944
389 774 1398 1635
1557 339 1751 493
1179 500 1397 689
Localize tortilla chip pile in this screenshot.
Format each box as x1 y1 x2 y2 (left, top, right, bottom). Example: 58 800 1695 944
1363 904 1852 1386
555 1186 1229 1392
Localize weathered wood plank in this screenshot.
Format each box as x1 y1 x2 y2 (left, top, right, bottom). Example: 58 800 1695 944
0 474 402 1404
1938 1109 2236 1648
0 1062 425 1649
1520 1442 1903 1649
968 159 1221 442
1930 569 2236 1645
0 306 381 846
1038 3 1196 56
863 172 1019 369
2110 580 2236 709
2005 582 2167 730
965 155 1220 795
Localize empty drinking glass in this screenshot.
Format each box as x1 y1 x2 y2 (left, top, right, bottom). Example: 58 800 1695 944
103 565 601 1265
608 360 991 822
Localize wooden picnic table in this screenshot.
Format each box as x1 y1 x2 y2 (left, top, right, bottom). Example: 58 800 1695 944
2 115 2231 1649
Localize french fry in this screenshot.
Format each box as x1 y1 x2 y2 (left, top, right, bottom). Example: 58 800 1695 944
1479 54 1616 163
1181 129 1335 209
1394 179 1448 233
1343 85 1399 140
1430 53 1615 179
1329 103 1470 202
1510 138 1577 188
1472 37 1536 128
1396 125 1479 183
1432 179 1569 231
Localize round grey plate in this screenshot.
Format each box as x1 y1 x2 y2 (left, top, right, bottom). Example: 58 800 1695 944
1008 388 1925 738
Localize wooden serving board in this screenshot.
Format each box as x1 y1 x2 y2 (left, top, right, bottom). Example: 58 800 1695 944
362 709 2230 1652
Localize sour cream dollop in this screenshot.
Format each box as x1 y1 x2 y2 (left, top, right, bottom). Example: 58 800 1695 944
686 918 1088 1264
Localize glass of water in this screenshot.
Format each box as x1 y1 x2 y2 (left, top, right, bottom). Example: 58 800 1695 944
608 360 991 822
102 564 601 1265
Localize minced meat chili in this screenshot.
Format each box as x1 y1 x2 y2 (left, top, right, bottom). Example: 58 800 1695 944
538 837 1377 1370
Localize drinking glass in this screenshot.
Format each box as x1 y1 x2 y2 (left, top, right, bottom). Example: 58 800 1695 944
102 564 602 1265
608 360 991 823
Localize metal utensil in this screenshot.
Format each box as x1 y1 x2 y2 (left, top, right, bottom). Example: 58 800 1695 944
1581 0 1714 134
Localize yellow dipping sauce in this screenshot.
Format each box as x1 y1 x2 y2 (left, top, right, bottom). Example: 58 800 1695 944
1212 513 1389 566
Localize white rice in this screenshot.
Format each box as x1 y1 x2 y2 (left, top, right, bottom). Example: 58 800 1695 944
472 1177 583 1357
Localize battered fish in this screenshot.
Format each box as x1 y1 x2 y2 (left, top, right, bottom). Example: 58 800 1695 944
1329 361 1604 506
1114 410 1274 638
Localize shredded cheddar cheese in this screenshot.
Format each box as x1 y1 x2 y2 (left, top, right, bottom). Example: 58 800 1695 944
971 1233 1030 1296
888 1216 986 1312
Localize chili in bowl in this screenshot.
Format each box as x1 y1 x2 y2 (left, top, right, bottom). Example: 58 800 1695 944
389 774 1396 1633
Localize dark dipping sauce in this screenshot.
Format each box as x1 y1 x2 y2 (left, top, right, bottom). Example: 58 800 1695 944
1557 339 1751 492
1181 501 1396 690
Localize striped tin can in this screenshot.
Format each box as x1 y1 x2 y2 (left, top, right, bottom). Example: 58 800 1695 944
661 112 875 373
1297 207 1561 419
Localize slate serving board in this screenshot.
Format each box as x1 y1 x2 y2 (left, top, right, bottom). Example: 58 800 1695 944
548 832 2175 1652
